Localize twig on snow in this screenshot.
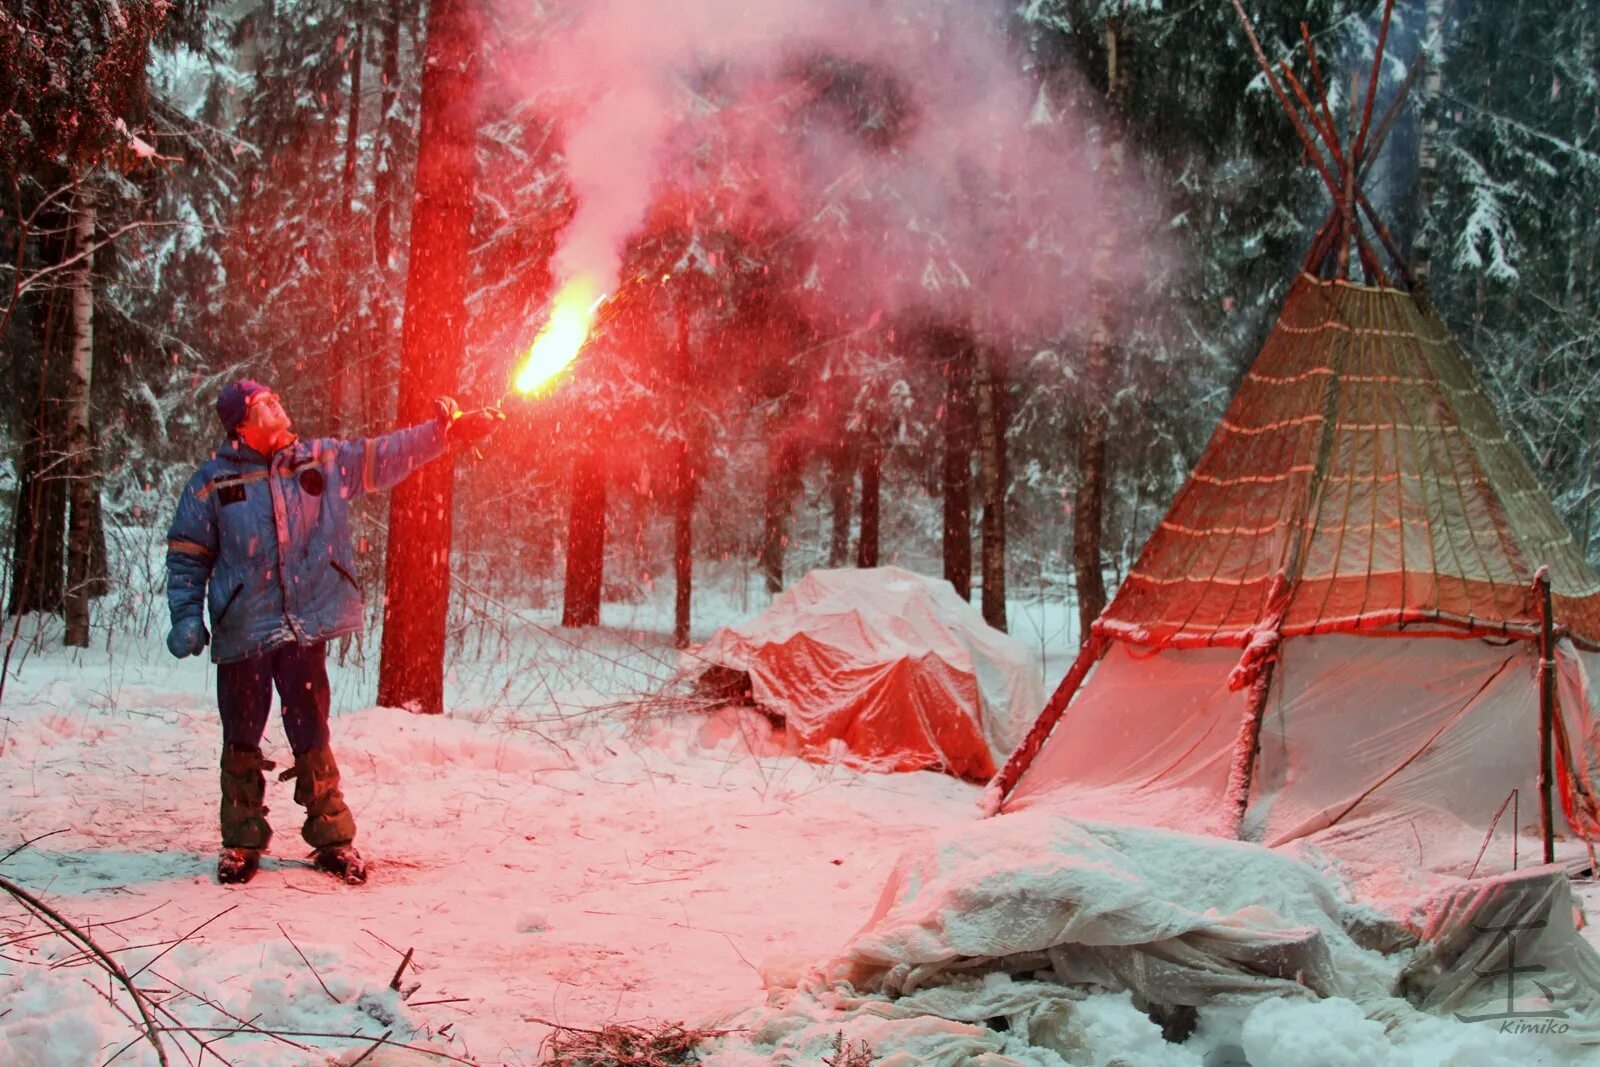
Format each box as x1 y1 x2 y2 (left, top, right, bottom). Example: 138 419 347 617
0 827 69 864
277 921 341 1003
347 1028 392 1066
128 904 237 979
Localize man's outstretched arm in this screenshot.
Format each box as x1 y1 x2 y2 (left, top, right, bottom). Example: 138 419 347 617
333 399 503 499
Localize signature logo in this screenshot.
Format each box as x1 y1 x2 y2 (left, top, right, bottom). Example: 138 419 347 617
1454 918 1570 1034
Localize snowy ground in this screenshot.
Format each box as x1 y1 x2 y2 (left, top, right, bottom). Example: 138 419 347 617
2 587 1599 1065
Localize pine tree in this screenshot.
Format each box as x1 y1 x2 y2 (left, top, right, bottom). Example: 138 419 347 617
377 0 482 713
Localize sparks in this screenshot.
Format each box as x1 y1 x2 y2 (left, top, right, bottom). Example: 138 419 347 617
513 278 603 395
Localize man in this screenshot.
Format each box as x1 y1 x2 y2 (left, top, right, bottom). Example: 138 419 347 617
165 380 503 885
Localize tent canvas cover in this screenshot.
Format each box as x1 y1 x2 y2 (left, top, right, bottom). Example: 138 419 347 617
694 567 1043 781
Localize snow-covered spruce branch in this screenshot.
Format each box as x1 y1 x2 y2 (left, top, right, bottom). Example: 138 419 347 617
0 220 181 305
1441 92 1600 176
1440 142 1523 282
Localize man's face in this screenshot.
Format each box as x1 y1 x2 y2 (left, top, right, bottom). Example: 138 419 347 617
238 390 292 450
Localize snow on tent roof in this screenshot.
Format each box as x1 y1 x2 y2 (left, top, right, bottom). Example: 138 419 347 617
692 567 1044 782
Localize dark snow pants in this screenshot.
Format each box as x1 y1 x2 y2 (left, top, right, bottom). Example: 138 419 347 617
216 640 355 850
217 640 332 755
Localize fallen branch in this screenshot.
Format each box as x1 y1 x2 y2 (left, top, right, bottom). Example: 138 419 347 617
146 1027 479 1066
0 874 170 1067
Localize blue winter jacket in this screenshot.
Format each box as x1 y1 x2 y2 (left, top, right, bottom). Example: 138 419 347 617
165 420 449 663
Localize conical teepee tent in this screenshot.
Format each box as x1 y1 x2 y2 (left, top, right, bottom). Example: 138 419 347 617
989 1 1600 874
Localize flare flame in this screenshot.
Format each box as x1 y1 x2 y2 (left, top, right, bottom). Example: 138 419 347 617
513 278 603 395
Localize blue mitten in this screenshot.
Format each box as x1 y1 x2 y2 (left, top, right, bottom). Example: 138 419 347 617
166 617 210 658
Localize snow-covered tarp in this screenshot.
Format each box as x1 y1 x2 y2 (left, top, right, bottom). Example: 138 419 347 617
690 567 1044 781
697 811 1600 1066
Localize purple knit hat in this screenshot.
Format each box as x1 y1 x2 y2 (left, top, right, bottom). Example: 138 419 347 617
215 379 271 436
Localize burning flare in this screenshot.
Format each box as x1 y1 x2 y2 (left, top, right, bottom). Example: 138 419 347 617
513 278 603 395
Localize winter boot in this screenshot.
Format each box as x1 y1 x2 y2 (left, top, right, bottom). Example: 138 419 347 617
216 847 261 885
285 744 363 883
313 844 368 885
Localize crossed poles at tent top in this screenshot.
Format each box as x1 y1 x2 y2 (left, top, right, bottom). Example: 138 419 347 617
1230 0 1448 292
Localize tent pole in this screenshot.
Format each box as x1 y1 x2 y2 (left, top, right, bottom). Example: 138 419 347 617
987 631 1111 811
1226 657 1278 838
1537 568 1556 865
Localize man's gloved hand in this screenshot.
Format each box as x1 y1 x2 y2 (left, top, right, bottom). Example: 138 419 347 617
167 617 210 659
449 407 506 447
433 396 462 425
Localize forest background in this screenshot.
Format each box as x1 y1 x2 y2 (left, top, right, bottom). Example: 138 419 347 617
2 0 1596 707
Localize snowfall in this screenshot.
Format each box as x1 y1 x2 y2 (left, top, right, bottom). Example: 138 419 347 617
5 564 1600 1067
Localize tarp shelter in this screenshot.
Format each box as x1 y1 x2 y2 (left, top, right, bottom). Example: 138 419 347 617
694 567 1043 781
988 10 1600 872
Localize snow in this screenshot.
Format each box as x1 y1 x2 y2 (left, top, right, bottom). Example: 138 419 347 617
3 590 1600 1065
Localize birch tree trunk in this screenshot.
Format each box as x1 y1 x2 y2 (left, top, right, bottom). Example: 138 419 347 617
331 24 363 437
63 185 96 648
1412 0 1446 290
975 343 1007 632
377 0 480 713
1073 18 1129 644
373 0 402 275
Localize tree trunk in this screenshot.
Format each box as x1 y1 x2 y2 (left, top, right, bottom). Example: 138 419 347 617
1073 17 1129 643
826 441 856 568
7 207 66 617
8 431 67 616
1073 418 1108 643
941 338 974 601
975 343 1008 632
376 0 480 714
673 443 695 647
330 24 364 437
856 430 881 569
1412 0 1446 290
758 439 802 595
562 449 607 628
374 0 403 273
63 187 96 647
672 301 695 648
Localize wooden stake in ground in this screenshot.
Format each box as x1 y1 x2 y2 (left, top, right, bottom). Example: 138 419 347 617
1536 567 1557 866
